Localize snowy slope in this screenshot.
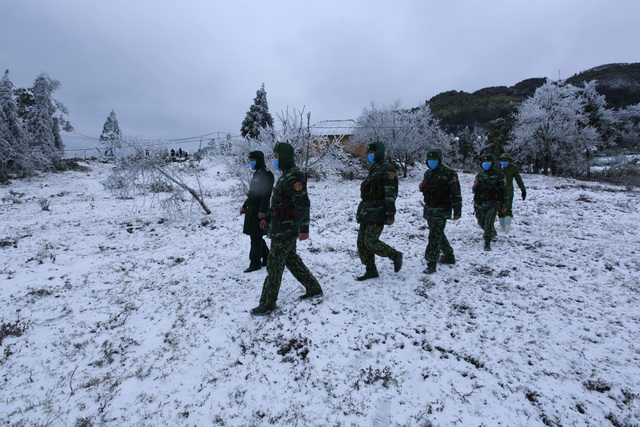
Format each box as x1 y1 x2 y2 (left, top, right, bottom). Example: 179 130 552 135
1 159 639 426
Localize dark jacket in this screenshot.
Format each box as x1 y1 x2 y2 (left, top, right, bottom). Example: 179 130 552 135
420 149 462 219
242 151 274 236
356 141 398 224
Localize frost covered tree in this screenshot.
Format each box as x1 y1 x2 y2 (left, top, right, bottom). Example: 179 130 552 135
216 106 342 193
100 110 123 158
614 103 640 148
508 80 601 177
580 80 618 151
103 138 211 216
352 101 450 177
240 83 274 140
23 73 73 169
0 70 26 181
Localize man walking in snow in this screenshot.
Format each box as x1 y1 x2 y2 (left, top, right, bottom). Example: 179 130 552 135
250 142 323 316
419 149 462 274
473 154 508 251
240 150 274 273
497 152 526 233
355 141 403 280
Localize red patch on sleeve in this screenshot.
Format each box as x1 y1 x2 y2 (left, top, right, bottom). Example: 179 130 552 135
388 172 396 180
293 181 303 191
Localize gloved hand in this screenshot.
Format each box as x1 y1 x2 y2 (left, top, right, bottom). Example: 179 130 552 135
521 190 527 201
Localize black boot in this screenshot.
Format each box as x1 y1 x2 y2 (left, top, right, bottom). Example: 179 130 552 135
424 262 437 274
393 251 403 273
243 264 262 273
250 304 275 316
356 267 379 281
484 241 492 251
299 290 324 300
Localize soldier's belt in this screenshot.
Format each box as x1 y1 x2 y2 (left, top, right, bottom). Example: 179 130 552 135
272 209 296 220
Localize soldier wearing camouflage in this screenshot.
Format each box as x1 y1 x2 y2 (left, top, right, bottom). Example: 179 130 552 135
419 149 462 274
250 142 323 316
497 152 526 233
473 153 508 251
355 141 403 280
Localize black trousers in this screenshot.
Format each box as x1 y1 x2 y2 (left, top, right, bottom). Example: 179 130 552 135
249 234 270 267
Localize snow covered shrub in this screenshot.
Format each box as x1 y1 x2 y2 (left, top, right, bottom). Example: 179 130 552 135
2 190 25 203
38 197 50 211
0 318 27 346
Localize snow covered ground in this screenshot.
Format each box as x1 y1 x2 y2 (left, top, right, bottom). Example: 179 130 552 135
1 158 639 426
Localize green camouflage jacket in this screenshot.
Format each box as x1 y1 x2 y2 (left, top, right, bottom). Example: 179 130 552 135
420 164 462 220
499 163 526 197
266 166 310 239
356 161 398 224
473 167 509 209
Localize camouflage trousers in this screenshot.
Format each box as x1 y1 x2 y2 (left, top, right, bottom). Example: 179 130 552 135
425 217 454 263
357 223 397 269
475 205 498 243
258 237 322 308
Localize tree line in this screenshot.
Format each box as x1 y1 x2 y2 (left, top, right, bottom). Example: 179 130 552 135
0 70 74 183
239 80 640 180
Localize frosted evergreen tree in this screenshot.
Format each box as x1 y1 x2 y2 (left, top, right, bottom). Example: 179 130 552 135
240 83 274 139
24 73 71 169
508 80 599 177
100 110 123 157
0 70 25 179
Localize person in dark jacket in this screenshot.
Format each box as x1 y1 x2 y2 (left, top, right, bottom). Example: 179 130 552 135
473 154 508 251
250 142 323 316
497 152 526 233
419 149 462 274
240 151 274 272
355 141 403 280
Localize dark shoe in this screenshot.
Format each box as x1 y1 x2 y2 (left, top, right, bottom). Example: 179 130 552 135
356 268 379 281
243 264 262 273
250 305 275 316
299 290 323 301
439 254 456 265
484 241 492 251
393 251 403 273
424 262 437 274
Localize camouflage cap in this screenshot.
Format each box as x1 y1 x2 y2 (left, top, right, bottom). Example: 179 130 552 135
499 152 513 160
427 150 440 159
481 153 497 164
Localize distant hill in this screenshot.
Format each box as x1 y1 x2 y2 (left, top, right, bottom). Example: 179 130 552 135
566 63 640 109
428 63 640 133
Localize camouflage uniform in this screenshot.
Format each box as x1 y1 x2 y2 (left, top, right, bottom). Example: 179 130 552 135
241 151 274 271
497 153 526 234
473 154 508 250
356 141 402 279
252 143 322 315
420 149 462 272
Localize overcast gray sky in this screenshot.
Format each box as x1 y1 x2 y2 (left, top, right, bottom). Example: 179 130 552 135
2 0 639 148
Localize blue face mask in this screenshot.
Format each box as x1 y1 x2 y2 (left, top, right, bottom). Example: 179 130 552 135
427 160 439 169
500 161 509 168
273 159 279 170
249 161 257 170
481 161 492 171
367 153 375 164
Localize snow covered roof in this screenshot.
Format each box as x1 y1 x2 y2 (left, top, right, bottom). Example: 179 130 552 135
310 119 356 137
